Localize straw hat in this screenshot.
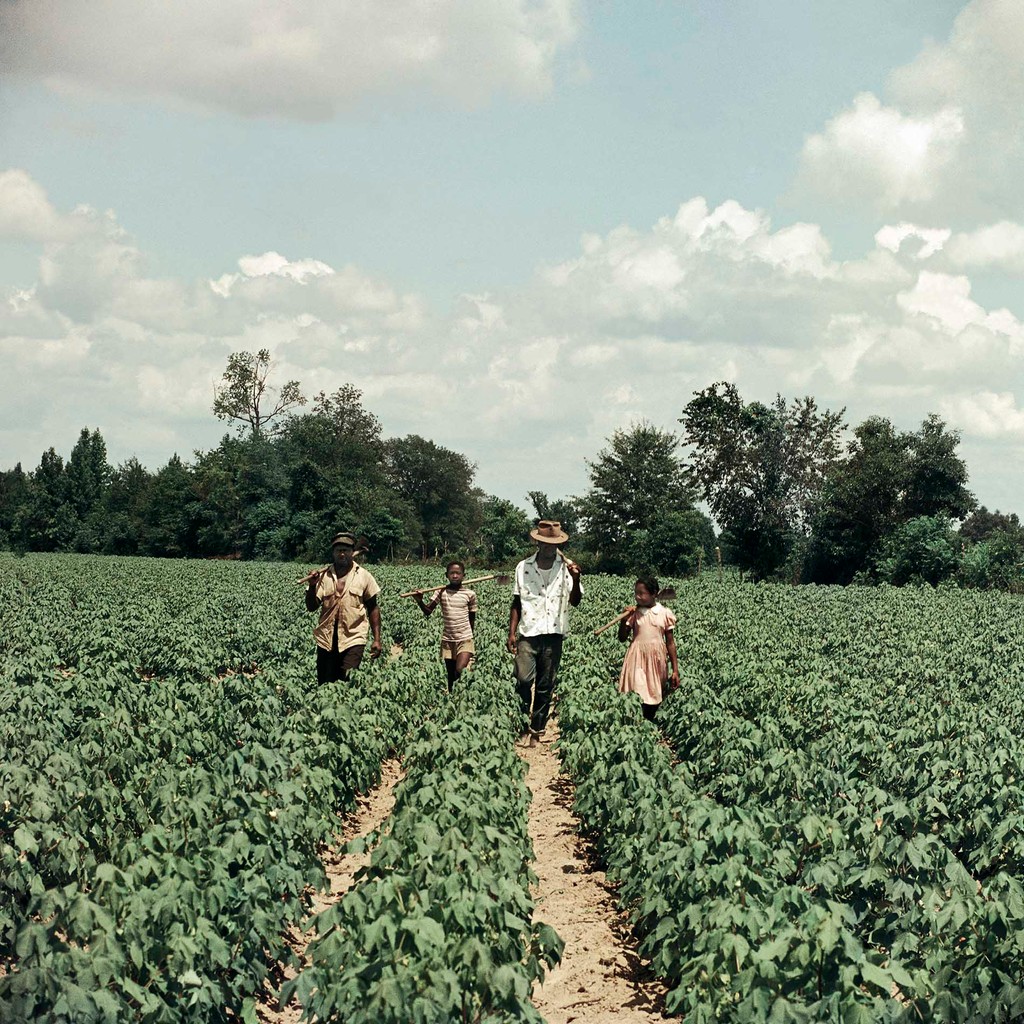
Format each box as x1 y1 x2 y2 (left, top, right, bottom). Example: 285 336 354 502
530 519 569 545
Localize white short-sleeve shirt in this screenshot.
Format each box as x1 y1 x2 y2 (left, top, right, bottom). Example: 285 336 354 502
513 553 581 637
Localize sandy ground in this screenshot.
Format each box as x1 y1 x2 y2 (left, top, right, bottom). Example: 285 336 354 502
520 722 669 1024
257 758 404 1023
258 715 669 1023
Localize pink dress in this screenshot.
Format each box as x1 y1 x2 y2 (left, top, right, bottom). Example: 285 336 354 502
618 603 676 705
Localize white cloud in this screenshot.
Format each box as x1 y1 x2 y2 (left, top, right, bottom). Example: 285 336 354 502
797 93 964 211
0 169 91 243
941 391 1024 438
796 1 1024 219
3 169 1024 510
0 0 581 118
945 221 1024 272
875 223 951 260
896 270 1024 341
889 0 1024 115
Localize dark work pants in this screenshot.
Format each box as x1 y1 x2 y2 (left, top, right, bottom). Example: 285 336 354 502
514 633 563 734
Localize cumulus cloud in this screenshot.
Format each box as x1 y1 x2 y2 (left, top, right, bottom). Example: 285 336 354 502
797 94 964 211
795 0 1024 219
3 169 1024 510
0 0 581 118
941 391 1024 438
946 221 1024 272
875 223 951 260
0 169 92 243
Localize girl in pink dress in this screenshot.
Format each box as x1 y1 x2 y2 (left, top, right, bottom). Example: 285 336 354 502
617 576 680 721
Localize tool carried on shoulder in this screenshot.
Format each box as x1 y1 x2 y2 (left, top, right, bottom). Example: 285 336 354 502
294 543 369 585
592 586 677 636
399 573 511 598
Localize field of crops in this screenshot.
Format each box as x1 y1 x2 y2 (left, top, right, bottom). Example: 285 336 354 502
3 553 1024 1022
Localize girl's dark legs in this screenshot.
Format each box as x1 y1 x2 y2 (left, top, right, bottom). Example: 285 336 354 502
642 701 660 722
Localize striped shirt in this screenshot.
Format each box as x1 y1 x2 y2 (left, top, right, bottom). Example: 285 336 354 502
435 587 476 642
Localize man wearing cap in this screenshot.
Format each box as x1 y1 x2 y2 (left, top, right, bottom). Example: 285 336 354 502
305 531 382 682
507 520 583 744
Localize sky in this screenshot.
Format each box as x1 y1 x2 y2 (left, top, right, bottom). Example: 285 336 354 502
2 0 1024 516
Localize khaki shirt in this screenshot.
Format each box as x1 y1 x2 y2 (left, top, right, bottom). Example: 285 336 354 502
313 564 381 653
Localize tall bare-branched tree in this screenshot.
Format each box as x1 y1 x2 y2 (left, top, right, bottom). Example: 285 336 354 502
212 349 305 437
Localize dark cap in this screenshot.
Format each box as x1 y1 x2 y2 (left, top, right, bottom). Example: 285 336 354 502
330 531 357 549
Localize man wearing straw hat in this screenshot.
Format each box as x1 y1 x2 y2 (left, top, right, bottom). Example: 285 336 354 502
305 531 382 682
507 519 583 745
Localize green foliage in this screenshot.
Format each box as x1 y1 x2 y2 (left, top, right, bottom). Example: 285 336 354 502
385 435 481 557
874 515 959 586
0 555 444 1022
212 348 306 437
902 414 975 522
289 653 561 1023
479 496 532 564
958 530 1024 592
681 382 845 580
562 575 1024 1022
625 508 716 577
810 415 975 585
577 421 700 574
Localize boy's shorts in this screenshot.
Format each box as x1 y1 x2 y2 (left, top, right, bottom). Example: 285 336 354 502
441 638 475 660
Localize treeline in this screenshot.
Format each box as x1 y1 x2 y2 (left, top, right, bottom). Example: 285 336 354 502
679 382 1024 591
0 356 1021 590
0 388 529 564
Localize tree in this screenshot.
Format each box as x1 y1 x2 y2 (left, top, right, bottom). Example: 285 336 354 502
960 506 1022 545
24 448 74 551
807 417 910 584
626 508 716 578
808 414 976 585
874 515 959 586
385 435 480 557
102 456 153 554
66 427 112 551
0 463 29 552
212 348 306 437
143 454 197 557
902 414 975 521
478 496 532 564
276 384 397 556
577 422 694 565
680 383 845 580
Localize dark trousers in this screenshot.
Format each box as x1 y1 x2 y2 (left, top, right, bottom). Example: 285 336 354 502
316 644 364 683
514 633 563 734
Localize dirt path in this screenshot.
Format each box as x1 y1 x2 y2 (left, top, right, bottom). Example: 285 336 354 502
258 758 404 1023
519 723 668 1023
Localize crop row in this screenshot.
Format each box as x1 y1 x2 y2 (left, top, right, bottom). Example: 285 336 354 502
286 639 563 1023
0 555 445 1022
562 576 1024 1022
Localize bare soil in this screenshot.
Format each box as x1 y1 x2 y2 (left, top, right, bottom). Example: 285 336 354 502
258 715 670 1023
257 758 404 1023
519 722 670 1023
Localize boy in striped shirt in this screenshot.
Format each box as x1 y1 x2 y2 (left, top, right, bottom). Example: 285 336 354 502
415 560 477 690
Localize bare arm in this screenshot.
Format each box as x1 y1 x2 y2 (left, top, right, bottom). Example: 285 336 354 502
567 563 582 607
507 596 521 654
666 630 680 689
366 597 382 659
414 592 438 618
305 581 320 613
